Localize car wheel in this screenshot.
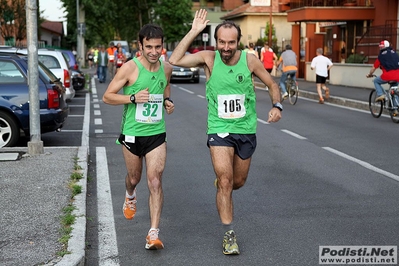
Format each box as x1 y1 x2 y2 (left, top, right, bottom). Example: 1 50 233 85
193 77 200 83
0 112 20 148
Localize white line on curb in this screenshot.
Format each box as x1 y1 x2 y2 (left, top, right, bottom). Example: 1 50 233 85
96 147 120 266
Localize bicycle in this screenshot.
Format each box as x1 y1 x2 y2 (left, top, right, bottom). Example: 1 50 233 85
280 73 299 105
368 75 399 123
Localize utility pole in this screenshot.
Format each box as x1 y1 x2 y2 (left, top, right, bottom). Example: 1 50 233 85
26 0 44 154
269 0 273 47
76 0 85 68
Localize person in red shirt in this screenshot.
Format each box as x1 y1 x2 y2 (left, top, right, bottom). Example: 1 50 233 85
160 47 167 61
260 43 277 73
367 40 399 103
114 47 126 74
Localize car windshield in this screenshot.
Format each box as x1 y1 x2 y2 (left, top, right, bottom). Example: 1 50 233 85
38 55 60 69
38 61 60 83
61 51 71 63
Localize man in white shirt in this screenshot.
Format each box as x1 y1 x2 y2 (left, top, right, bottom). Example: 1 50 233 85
310 48 333 104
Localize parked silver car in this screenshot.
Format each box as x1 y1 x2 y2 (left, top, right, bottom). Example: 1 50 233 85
0 47 75 100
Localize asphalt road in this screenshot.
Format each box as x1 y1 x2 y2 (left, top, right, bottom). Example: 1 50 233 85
84 76 399 265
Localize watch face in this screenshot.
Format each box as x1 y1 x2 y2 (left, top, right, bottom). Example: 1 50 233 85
130 95 135 102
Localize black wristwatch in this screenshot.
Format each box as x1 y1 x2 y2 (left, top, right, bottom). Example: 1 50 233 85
163 97 173 105
273 102 283 111
130 94 136 103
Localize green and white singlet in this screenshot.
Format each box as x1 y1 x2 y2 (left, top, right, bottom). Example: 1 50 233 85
206 50 257 134
120 58 167 137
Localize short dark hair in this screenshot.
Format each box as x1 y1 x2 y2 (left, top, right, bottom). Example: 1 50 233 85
285 44 292 50
214 21 242 43
138 24 164 46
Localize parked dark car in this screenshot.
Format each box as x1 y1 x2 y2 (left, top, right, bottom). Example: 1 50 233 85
58 49 78 70
71 69 86 91
0 53 69 147
167 51 200 83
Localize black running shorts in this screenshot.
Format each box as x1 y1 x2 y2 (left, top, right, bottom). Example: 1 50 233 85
118 132 166 157
316 74 327 84
207 133 257 160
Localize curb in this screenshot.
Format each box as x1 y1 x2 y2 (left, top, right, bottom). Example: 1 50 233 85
254 81 371 112
55 146 89 266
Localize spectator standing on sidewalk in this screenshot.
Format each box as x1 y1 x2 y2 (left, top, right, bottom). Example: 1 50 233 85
367 40 399 102
169 9 281 255
97 45 108 83
310 48 333 104
102 23 174 250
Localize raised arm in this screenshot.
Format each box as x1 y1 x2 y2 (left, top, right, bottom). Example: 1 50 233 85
169 9 210 67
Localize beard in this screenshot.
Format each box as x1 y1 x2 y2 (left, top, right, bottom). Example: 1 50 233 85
219 49 236 63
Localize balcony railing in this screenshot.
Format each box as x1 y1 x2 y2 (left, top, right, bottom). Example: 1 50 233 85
289 0 373 8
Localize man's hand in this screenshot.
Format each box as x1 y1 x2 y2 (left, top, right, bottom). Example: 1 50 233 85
267 108 282 123
192 9 210 33
164 100 174 115
135 88 150 103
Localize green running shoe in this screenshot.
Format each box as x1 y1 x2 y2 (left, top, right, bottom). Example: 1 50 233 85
222 230 240 255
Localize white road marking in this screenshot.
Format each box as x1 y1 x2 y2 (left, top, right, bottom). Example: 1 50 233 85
60 130 83 133
178 86 195 94
323 147 399 182
95 118 103 125
95 129 104 134
281 129 307 140
96 147 120 265
94 110 101 116
81 92 91 147
257 118 269 124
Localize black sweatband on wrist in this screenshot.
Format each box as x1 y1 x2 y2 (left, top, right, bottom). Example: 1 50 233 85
164 98 173 105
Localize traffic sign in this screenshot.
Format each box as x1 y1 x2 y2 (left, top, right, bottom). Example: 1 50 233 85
202 33 209 42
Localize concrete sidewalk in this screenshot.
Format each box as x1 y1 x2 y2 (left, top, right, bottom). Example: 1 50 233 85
255 76 373 111
0 146 88 266
0 74 374 266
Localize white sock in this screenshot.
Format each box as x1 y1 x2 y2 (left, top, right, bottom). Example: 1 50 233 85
126 190 136 199
149 228 159 234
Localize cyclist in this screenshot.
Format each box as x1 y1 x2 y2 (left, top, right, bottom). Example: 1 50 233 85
366 40 399 105
277 44 298 99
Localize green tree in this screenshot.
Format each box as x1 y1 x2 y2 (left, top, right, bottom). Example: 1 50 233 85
58 0 192 50
154 0 193 44
263 21 277 46
59 0 158 49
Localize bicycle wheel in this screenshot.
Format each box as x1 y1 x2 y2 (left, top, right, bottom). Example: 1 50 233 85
369 89 383 118
388 96 399 123
288 81 299 105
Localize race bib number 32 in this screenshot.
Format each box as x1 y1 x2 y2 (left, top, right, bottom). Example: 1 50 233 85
135 94 163 123
217 94 246 119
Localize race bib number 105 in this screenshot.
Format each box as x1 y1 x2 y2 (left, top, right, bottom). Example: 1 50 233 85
135 94 163 123
217 94 246 119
